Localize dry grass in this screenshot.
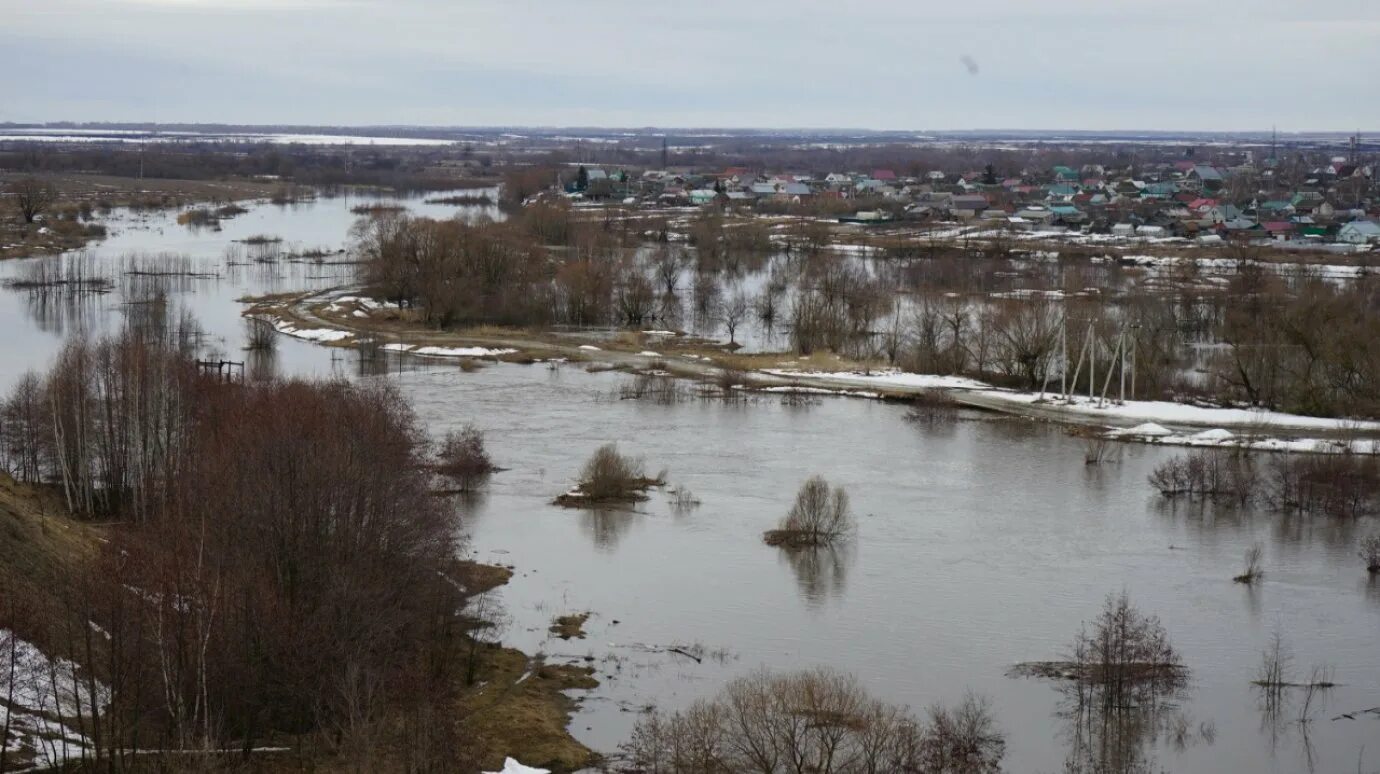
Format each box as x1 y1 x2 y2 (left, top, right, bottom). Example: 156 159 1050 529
0 473 101 642
549 612 590 640
459 646 598 772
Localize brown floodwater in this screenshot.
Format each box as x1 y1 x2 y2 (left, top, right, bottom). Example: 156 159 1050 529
2 196 1377 773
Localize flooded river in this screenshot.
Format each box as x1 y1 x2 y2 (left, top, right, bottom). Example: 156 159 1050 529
2 195 1377 773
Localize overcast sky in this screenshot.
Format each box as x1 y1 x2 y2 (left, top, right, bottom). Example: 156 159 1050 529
4 0 1379 131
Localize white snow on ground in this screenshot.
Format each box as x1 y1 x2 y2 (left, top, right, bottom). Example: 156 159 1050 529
762 369 991 391
1107 425 1380 454
1115 422 1174 437
578 345 602 351
2 629 108 770
333 295 400 311
975 391 1380 433
639 351 662 357
411 346 517 358
380 343 515 357
270 318 352 343
484 758 549 774
368 342 517 358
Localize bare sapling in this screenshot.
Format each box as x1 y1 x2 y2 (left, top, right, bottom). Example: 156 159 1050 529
763 475 854 547
1234 542 1264 584
1254 629 1293 712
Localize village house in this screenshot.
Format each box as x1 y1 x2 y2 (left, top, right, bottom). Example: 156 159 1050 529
1338 220 1380 245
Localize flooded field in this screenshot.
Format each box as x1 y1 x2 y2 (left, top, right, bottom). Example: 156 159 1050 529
2 196 1377 773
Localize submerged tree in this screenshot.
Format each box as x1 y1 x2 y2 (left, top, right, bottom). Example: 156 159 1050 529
764 475 854 547
1055 592 1197 774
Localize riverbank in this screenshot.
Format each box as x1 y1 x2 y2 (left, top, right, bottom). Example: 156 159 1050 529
244 286 1380 451
1 173 286 260
0 471 594 773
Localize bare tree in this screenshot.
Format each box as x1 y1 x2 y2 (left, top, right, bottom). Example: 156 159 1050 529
721 288 749 346
764 476 854 547
7 177 58 224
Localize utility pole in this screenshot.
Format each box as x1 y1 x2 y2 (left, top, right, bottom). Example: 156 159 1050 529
1060 314 1068 399
1087 321 1095 403
1119 326 1127 404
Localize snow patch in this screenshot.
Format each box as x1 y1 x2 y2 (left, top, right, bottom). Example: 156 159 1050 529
485 758 550 774
1110 422 1174 437
974 391 1380 433
762 369 990 391
411 345 517 358
271 318 352 343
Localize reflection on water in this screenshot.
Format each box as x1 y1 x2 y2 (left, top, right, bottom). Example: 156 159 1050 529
579 506 638 552
23 288 103 336
777 543 851 607
1253 680 1338 774
247 346 278 382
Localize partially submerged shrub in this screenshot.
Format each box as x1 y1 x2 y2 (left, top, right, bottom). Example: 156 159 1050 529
764 475 854 547
619 373 692 404
1012 592 1187 698
904 389 959 424
556 443 662 505
435 425 497 492
1083 436 1114 466
1233 542 1264 584
621 668 1005 774
1360 533 1380 574
1148 450 1255 503
1266 453 1380 518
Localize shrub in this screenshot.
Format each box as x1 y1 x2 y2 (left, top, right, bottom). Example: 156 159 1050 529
558 443 660 504
904 390 959 425
1360 533 1380 574
1266 453 1380 518
1233 542 1264 584
435 425 497 492
918 692 1007 774
1069 592 1186 701
622 668 1005 774
764 476 854 547
1148 450 1255 503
